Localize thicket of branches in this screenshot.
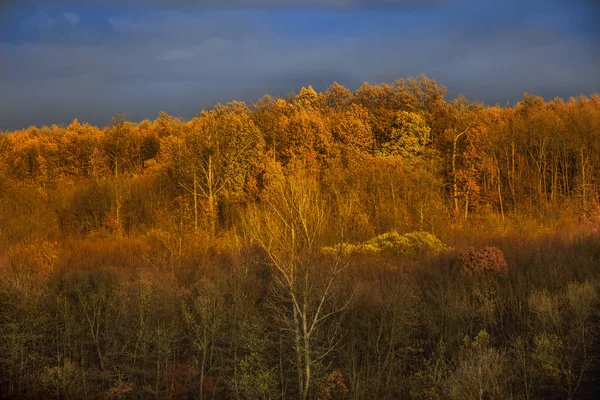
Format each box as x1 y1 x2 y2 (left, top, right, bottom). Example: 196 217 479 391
1 75 599 399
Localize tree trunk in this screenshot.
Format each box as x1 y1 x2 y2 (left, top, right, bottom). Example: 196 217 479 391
581 147 587 221
511 141 517 209
193 171 198 232
496 156 505 221
452 128 469 217
207 155 216 237
452 134 459 215
114 157 121 230
293 306 304 399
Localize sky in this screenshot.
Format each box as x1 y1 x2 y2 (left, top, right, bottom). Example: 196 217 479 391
0 0 599 130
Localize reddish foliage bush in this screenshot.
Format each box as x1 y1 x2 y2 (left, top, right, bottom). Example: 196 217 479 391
105 380 133 400
316 369 348 400
161 360 196 399
454 246 508 275
202 377 219 395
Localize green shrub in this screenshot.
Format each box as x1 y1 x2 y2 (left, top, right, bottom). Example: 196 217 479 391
322 231 448 256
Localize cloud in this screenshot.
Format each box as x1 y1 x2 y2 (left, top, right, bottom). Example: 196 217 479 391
1 1 598 131
161 49 195 61
3 0 444 9
62 11 80 26
26 12 55 31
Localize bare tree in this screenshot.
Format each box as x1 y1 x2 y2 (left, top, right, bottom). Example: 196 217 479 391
243 165 351 400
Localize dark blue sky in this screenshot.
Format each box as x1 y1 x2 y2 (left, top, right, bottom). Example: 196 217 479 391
1 0 598 130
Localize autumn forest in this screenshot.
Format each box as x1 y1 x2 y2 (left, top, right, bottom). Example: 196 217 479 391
1 76 600 399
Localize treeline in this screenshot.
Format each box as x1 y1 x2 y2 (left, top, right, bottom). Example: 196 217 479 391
1 76 600 238
0 76 599 399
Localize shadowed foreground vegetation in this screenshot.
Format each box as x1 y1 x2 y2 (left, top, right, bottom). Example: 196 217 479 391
1 76 599 399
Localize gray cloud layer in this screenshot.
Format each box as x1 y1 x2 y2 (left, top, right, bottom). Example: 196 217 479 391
3 0 443 8
1 4 599 130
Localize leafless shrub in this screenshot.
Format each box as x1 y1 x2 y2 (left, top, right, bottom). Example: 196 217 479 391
447 330 509 400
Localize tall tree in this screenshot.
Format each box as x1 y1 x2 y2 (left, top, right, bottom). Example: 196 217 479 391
165 102 264 235
244 167 350 400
